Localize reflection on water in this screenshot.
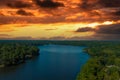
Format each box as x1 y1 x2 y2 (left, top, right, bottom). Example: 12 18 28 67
0 45 89 80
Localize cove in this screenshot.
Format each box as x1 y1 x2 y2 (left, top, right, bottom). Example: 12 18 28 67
0 45 90 80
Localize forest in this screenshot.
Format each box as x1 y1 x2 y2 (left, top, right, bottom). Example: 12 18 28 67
77 42 120 80
0 43 39 67
0 40 120 80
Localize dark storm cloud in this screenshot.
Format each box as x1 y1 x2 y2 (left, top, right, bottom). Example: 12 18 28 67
7 1 31 8
76 24 120 34
0 0 120 24
79 0 98 11
75 0 120 25
78 0 120 20
112 10 120 16
96 24 120 34
16 9 33 16
98 0 120 8
33 0 64 8
75 23 120 40
79 0 120 11
80 0 89 10
76 27 94 32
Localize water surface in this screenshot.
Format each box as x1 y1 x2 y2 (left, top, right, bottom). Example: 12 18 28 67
0 45 89 80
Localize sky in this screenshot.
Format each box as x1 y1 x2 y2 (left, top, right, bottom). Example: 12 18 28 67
0 0 120 40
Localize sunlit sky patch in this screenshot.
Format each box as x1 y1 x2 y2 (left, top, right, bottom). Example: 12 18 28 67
0 0 120 40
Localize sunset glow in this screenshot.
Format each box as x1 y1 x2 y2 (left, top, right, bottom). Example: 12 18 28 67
0 0 120 40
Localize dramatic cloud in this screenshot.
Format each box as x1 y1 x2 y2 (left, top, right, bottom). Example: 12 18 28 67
76 23 120 34
79 0 120 11
16 9 33 16
98 0 120 8
77 0 120 22
76 27 94 32
96 24 120 34
75 23 120 39
0 0 120 40
79 0 98 11
33 0 64 8
0 0 120 24
112 10 120 16
7 1 32 8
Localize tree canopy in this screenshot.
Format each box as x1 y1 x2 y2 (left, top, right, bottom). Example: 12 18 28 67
0 43 39 67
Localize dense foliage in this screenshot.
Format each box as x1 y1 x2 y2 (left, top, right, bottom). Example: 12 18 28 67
77 43 120 80
0 40 120 80
0 40 119 46
0 44 39 67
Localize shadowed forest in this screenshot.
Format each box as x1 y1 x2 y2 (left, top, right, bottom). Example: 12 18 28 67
0 43 39 67
0 40 120 80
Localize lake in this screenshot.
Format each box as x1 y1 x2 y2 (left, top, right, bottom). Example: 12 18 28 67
0 45 90 80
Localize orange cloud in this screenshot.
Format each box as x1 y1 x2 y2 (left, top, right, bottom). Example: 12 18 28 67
0 0 120 40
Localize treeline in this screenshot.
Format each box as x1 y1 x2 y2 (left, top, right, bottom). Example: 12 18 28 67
77 43 120 80
1 40 120 46
0 44 39 67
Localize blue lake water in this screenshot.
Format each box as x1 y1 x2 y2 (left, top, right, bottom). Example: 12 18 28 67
0 45 90 80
